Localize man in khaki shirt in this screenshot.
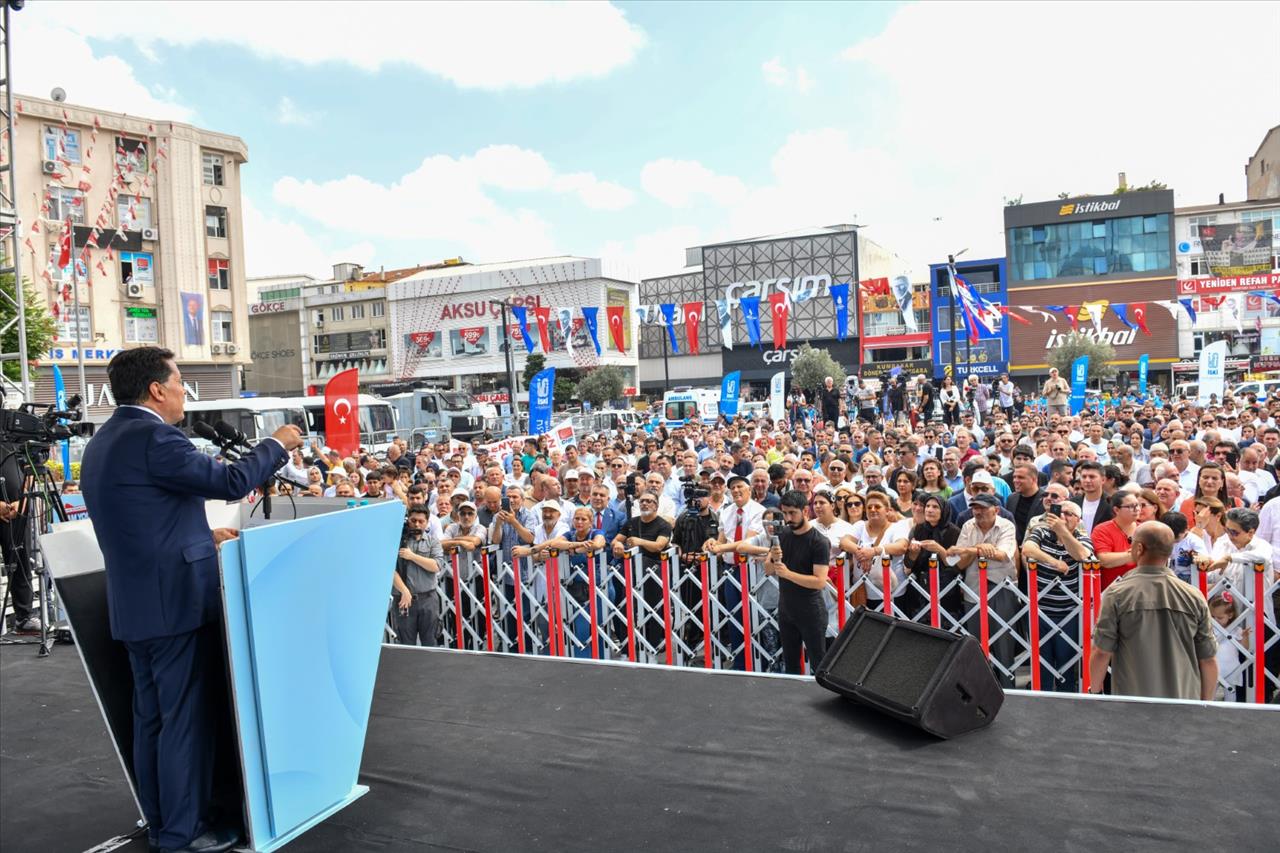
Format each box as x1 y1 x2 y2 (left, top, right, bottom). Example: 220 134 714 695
1089 521 1218 700
1042 368 1071 417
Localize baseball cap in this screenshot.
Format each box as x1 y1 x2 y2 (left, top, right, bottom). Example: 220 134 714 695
971 470 994 487
563 468 581 480
536 501 563 515
970 493 1001 508
451 487 470 499
458 501 477 512
709 471 727 482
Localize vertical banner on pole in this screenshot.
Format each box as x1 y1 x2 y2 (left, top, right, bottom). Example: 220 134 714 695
529 367 556 435
1137 354 1149 397
1069 355 1088 415
769 371 785 422
830 282 850 341
720 371 741 417
52 364 71 480
1197 340 1228 406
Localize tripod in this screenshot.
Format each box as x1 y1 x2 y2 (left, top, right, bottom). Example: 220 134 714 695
0 444 69 657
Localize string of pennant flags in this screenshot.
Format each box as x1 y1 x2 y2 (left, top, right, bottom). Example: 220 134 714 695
509 277 1280 359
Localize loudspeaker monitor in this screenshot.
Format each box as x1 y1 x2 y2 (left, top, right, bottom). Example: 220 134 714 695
814 607 1004 738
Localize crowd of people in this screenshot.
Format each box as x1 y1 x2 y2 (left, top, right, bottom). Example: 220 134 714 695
15 370 1275 702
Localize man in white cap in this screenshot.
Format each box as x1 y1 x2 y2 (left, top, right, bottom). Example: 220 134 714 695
442 499 487 649
513 501 571 649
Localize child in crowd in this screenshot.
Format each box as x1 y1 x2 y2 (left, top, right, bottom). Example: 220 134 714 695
1161 510 1200 584
1209 592 1248 703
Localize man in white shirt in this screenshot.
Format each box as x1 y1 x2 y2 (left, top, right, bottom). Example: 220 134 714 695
1238 446 1277 506
1168 439 1200 492
1082 422 1110 464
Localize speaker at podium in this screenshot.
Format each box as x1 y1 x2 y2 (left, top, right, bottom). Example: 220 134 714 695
42 498 404 852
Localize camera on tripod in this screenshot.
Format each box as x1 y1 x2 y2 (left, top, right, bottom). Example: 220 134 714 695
680 475 709 514
0 395 86 466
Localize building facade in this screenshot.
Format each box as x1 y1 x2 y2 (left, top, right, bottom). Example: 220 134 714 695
1247 125 1280 201
18 94 250 420
386 256 638 396
638 226 909 396
929 257 1009 381
1003 190 1180 388
1174 196 1280 382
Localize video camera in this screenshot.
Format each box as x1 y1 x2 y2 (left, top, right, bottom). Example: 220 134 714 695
680 474 709 509
0 395 86 465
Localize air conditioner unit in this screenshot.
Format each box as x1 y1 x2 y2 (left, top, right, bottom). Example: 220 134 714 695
211 343 224 354
226 343 240 354
141 227 159 241
125 281 144 299
42 160 58 175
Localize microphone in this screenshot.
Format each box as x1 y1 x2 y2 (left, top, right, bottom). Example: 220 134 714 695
193 421 221 442
214 420 251 448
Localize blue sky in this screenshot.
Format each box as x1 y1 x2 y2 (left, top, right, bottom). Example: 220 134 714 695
19 1 1280 281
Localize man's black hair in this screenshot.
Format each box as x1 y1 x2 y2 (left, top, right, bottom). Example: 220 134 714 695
106 346 175 405
1048 458 1074 477
767 463 787 480
1160 510 1187 538
407 506 430 518
1103 464 1127 489
779 489 809 511
1076 460 1104 476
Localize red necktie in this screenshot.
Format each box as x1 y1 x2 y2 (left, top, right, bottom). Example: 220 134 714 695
735 509 743 542
596 512 603 529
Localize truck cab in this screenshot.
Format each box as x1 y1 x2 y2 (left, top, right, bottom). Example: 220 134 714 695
386 389 486 445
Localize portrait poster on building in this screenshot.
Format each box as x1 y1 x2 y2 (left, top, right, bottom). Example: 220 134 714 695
180 291 205 346
1198 219 1273 278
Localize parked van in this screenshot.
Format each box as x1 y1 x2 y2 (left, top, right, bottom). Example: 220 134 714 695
383 389 486 444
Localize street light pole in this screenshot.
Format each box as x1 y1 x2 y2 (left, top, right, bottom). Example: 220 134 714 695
488 299 522 433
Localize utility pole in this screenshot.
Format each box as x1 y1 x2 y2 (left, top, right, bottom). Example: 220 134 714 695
488 299 522 434
851 224 862 374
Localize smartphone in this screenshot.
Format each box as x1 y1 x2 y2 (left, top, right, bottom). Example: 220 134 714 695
1047 503 1061 517
501 496 511 512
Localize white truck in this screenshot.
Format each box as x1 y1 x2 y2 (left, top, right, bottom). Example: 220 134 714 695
383 389 487 444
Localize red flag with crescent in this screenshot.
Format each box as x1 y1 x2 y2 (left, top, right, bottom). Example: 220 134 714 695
606 305 626 353
768 292 789 349
531 305 552 352
323 367 360 457
683 301 703 355
57 217 73 268
1065 305 1079 332
1131 302 1150 336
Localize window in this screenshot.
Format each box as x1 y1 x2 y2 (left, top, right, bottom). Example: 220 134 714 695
211 311 233 343
205 206 227 239
202 152 224 186
330 306 344 321
57 305 91 341
117 195 153 231
1008 213 1171 282
121 251 154 286
43 127 81 163
115 138 148 175
1189 258 1211 276
123 306 159 342
370 328 386 348
350 303 365 319
371 302 385 318
47 186 85 224
207 258 230 290
314 310 326 325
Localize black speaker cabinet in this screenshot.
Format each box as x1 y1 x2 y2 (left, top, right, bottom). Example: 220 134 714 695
815 607 1004 738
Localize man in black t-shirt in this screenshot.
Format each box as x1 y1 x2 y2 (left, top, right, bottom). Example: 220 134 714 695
765 490 830 674
612 492 674 653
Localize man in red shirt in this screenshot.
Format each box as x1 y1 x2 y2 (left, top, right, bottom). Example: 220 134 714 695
1091 493 1140 588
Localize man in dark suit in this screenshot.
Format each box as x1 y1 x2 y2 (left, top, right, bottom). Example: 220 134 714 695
80 347 302 853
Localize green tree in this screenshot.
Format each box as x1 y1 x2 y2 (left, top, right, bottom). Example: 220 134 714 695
554 373 576 405
1114 179 1167 194
1047 332 1117 385
790 343 846 399
521 353 546 390
574 365 625 408
0 274 57 383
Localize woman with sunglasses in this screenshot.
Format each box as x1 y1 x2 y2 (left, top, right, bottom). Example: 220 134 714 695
838 491 864 524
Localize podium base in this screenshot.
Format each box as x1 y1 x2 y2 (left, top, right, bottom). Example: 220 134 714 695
254 785 368 853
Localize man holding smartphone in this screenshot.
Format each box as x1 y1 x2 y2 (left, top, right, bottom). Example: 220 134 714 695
765 490 830 675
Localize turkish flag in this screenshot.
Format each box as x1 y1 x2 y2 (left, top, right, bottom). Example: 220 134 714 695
532 305 552 352
768 292 789 349
57 217 73 268
1131 302 1151 336
1065 305 1079 332
606 305 626 353
683 301 703 355
324 367 360 457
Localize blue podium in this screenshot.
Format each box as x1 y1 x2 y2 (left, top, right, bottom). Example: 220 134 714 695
43 499 404 852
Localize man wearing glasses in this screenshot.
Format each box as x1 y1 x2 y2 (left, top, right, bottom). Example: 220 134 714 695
1022 498 1095 692
442 500 489 650
1168 440 1200 492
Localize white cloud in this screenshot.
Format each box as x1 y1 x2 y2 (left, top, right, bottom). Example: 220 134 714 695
242 197 376 279
14 20 195 122
641 159 747 208
270 143 634 265
761 57 814 94
598 224 706 281
29 1 646 90
275 96 320 127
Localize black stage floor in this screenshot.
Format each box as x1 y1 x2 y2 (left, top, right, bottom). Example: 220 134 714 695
3 644 1278 852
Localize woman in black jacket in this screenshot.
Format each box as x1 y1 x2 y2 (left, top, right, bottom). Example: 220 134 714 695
904 494 963 626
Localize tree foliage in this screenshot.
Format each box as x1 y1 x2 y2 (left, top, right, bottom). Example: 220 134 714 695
574 365 625 408
0 275 57 383
1046 332 1118 385
791 343 846 397
1114 179 1167 194
521 353 546 390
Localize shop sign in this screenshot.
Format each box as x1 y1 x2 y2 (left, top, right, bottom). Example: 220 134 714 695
250 301 288 315
1176 272 1280 295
